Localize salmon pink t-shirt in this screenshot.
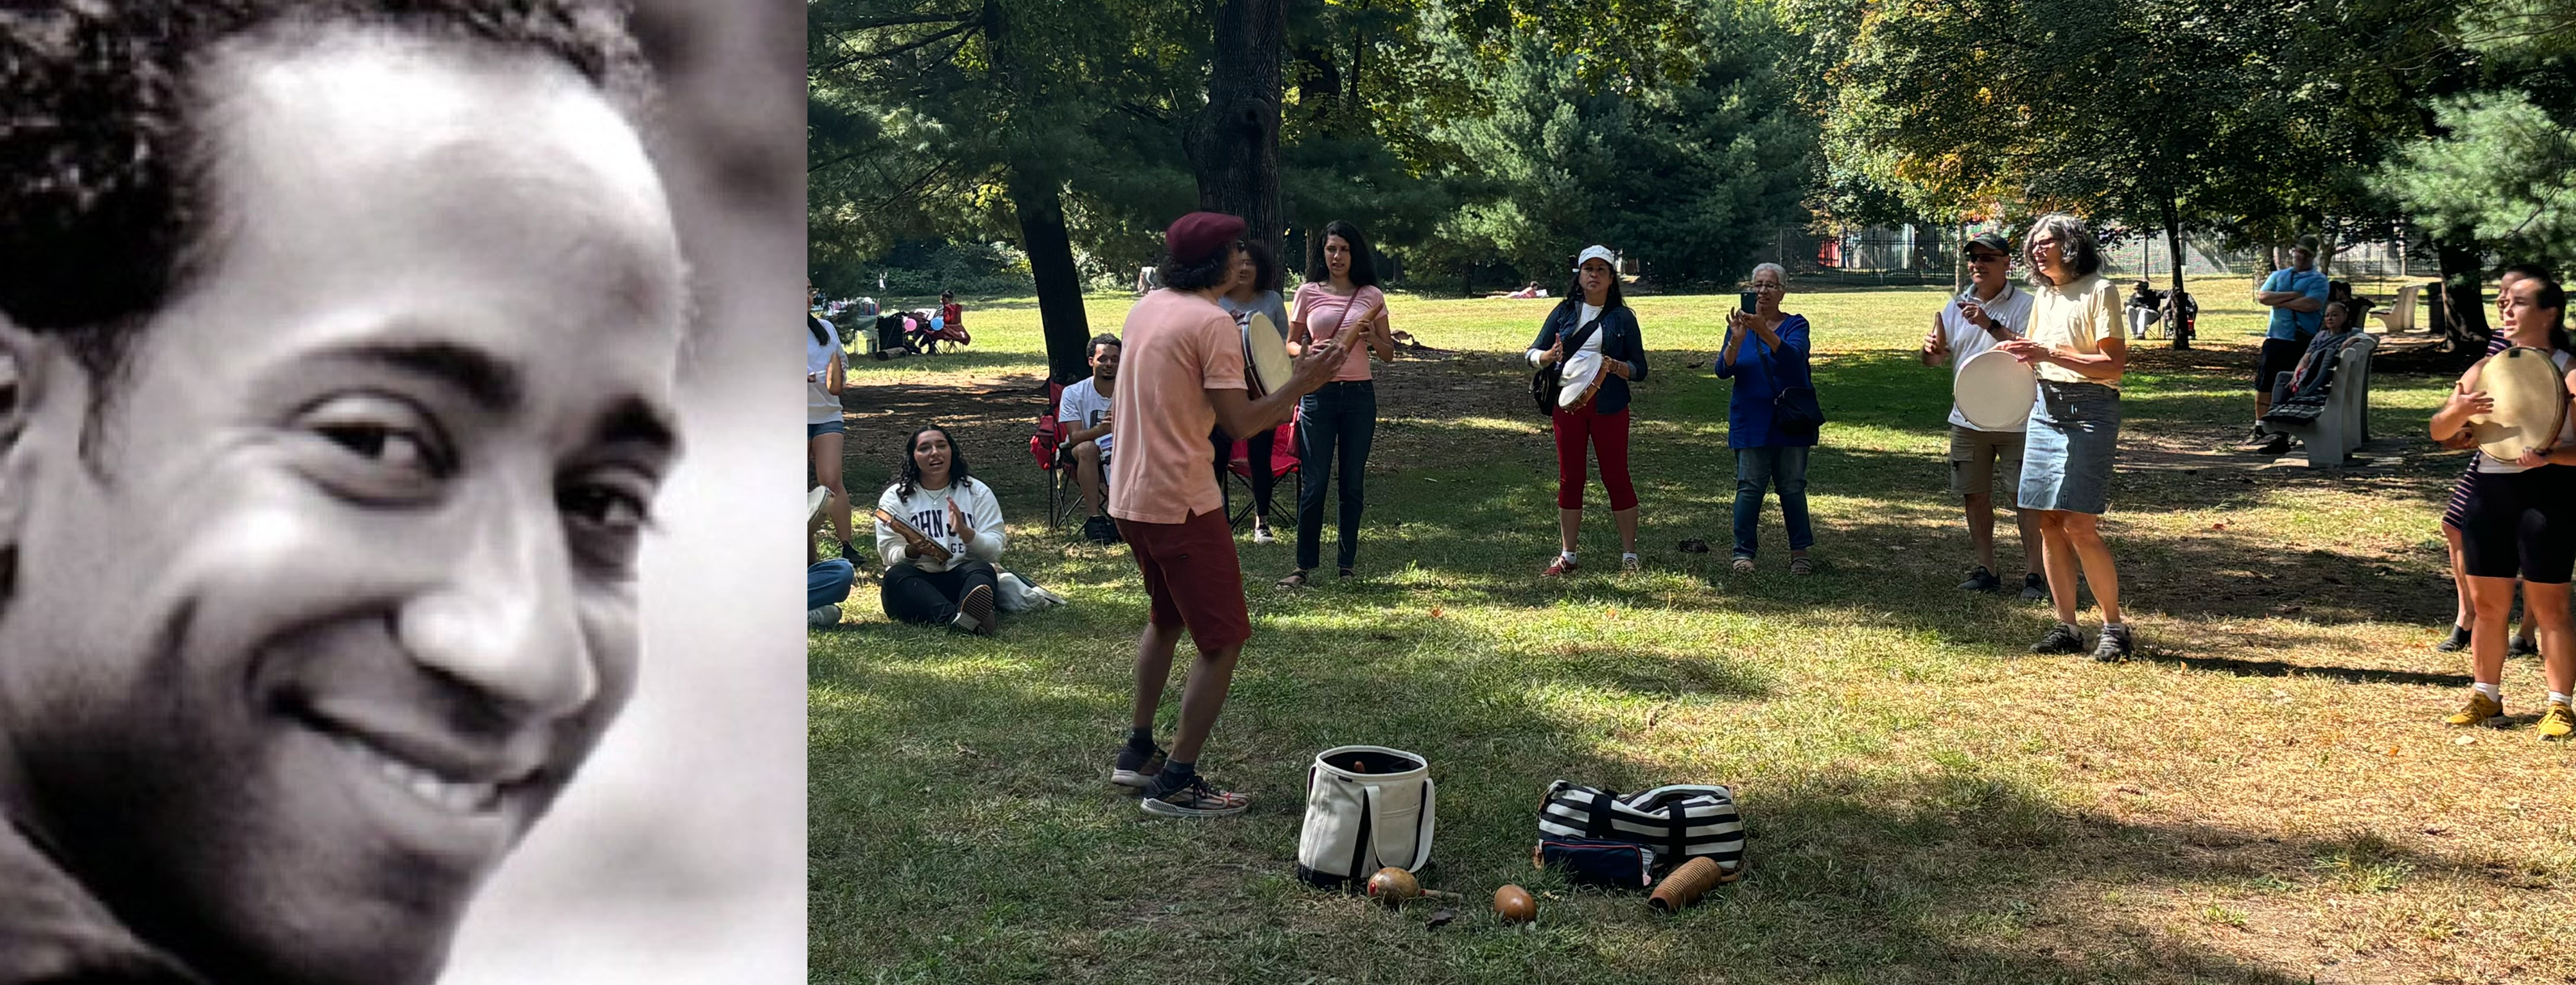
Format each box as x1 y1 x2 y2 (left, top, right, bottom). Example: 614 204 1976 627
1108 289 1245 524
1293 282 1383 382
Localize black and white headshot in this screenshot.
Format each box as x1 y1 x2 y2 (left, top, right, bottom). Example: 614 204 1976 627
0 2 803 983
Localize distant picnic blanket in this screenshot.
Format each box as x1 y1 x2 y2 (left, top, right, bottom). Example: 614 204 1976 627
2260 332 2363 425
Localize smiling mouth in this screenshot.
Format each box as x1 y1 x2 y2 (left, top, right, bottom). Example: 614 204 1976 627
327 731 503 813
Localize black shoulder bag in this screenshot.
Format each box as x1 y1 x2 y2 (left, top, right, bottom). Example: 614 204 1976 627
1755 327 1824 434
1529 306 1608 416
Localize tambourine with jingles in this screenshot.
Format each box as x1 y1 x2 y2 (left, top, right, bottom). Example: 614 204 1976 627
2472 346 2571 462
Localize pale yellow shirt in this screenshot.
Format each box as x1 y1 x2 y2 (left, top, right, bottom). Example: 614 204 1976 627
2024 272 2122 389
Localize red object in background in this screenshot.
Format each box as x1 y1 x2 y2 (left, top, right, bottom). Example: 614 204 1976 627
1815 239 1842 269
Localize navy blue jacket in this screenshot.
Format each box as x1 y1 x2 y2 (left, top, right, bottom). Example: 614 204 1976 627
1713 313 1816 448
1526 300 1649 415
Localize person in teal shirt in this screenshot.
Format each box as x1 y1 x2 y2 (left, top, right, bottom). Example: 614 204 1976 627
2246 236 2330 453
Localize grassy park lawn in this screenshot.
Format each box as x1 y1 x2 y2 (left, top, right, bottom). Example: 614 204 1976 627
812 278 2574 985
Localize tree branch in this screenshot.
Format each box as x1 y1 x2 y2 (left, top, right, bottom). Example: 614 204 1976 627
848 11 973 31
813 20 979 74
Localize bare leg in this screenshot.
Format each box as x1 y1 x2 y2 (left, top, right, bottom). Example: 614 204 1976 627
1560 507 1581 554
2037 510 2080 624
1074 442 1106 516
1167 644 1242 764
1129 620 1183 732
1613 507 1639 555
2527 580 2576 695
2445 524 2472 629
2468 575 2518 686
2015 506 2044 575
2061 512 2122 624
1964 492 1996 571
811 431 853 547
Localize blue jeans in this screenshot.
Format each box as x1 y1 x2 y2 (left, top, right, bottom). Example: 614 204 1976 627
1297 380 1377 571
808 558 854 610
1733 446 1813 559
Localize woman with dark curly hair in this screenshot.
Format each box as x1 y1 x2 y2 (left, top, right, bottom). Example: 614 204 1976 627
874 425 1007 635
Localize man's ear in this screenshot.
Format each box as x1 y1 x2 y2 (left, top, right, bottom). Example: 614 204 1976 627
0 320 53 606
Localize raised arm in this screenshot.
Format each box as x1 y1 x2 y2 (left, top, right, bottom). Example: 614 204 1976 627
962 482 1006 562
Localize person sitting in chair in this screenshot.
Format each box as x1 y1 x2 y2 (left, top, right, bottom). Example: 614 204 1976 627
2124 279 2165 339
875 426 1007 635
1057 334 1122 543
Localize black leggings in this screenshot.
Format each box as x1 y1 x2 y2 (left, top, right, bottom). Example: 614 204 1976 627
2460 465 2576 584
881 560 998 626
1211 427 1279 521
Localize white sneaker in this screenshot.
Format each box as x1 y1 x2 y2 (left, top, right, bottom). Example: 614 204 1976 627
807 604 840 629
1252 524 1276 545
807 486 830 525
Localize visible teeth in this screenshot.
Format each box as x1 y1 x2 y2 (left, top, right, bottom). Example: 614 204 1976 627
332 735 499 813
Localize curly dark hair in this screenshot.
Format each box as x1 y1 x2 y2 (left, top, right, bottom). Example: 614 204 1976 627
1306 220 1379 288
895 425 975 499
1159 240 1241 292
0 0 650 398
1242 239 1282 295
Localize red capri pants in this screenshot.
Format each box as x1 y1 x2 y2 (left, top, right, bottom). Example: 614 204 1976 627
1552 406 1637 511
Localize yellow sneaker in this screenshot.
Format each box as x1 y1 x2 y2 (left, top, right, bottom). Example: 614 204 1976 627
2540 703 2576 741
2446 691 2506 728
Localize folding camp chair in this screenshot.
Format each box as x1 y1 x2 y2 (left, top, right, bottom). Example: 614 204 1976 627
1223 413 1300 532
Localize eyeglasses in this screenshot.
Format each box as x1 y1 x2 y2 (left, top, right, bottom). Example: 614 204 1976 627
1966 252 2007 264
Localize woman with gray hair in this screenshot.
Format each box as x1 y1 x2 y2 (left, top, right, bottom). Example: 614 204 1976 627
1714 261 1819 573
1993 213 2133 661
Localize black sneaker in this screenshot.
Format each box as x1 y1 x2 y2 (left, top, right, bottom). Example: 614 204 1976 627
2030 622 2085 655
1083 514 1121 544
1139 772 1250 817
1110 742 1167 789
2434 625 2472 652
1958 567 2002 592
2511 635 2540 658
2019 572 2049 601
2235 425 2273 448
2254 433 2292 456
951 584 996 635
2091 623 2134 663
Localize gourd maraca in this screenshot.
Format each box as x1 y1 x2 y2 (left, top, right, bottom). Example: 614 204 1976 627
1364 867 1456 906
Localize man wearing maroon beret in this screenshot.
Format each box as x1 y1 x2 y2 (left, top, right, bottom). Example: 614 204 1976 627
1107 212 1343 816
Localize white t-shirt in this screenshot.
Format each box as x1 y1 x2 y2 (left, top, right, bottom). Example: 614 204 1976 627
807 317 841 426
1939 283 2037 431
1057 376 1114 456
2476 348 2576 473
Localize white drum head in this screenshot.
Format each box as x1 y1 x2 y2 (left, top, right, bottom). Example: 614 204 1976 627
1955 349 2037 431
1244 312 1293 397
2475 346 2570 461
1559 350 1605 410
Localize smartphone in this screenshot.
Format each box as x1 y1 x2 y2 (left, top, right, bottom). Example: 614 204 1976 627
1738 291 1757 315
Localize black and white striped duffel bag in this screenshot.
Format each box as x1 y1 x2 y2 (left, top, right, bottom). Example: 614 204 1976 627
1536 780 1743 877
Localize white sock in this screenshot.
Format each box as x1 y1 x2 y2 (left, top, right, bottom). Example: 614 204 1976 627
2475 681 2503 702
1622 552 1639 562
1561 550 1578 563
2551 691 2570 708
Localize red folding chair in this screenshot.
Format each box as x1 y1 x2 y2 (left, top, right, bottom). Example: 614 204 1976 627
1030 381 1079 530
1224 410 1300 532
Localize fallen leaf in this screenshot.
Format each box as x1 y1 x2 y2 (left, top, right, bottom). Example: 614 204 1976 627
2211 522 2228 530
2386 746 2400 757
2424 826 2450 836
1430 607 1444 618
1426 908 1457 928
2455 735 2477 745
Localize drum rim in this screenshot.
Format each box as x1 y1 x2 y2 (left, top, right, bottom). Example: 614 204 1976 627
1559 349 1608 410
1243 312 1292 397
2476 346 2570 460
1955 348 2036 430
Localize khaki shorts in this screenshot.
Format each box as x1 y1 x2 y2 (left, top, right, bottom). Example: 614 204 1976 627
1948 425 2026 502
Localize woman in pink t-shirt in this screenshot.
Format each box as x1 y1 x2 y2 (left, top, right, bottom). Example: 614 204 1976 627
1279 220 1396 587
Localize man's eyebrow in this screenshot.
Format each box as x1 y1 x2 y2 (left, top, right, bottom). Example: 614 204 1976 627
593 395 680 457
330 341 524 413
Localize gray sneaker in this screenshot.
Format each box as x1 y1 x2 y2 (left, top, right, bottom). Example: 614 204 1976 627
807 604 840 629
1139 772 1250 817
1958 567 2002 592
2092 623 2134 663
2019 572 2049 601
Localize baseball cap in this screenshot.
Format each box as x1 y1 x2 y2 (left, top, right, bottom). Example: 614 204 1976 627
1573 244 1616 272
1962 231 2010 256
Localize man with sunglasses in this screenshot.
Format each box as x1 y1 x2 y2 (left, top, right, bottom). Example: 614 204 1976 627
1922 231 2046 598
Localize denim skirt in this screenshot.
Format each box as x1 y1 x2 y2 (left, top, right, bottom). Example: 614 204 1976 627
2018 380 2120 515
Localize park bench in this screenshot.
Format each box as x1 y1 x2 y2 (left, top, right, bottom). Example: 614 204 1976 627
2371 283 2425 334
2270 333 2379 467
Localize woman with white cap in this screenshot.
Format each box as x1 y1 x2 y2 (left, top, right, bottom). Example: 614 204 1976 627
1527 245 1649 575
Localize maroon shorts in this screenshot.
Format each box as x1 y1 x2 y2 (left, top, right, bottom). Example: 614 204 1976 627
1115 508 1252 653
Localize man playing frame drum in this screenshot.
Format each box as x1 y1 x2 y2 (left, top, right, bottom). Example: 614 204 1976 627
1922 231 2045 599
2428 274 2576 738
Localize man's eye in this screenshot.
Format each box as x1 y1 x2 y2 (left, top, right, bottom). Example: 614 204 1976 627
561 482 651 529
299 395 454 485
559 475 658 574
316 423 438 473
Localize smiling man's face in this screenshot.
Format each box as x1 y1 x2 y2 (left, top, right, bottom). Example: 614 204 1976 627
0 28 684 985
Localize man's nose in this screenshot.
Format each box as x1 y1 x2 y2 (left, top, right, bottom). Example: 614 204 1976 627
398 500 595 718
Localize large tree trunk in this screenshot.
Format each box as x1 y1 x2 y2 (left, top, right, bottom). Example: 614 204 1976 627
2164 193 2192 350
1010 172 1094 385
1187 0 1286 266
2434 235 2489 354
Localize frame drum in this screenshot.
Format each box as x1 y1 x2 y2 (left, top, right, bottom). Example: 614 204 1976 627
2472 346 2570 461
873 507 953 563
1955 349 2038 431
1559 349 1608 412
1244 312 1294 397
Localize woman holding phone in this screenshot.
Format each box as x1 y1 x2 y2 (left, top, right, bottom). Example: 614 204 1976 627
1279 221 1396 586
1528 245 1648 575
1714 263 1818 574
808 279 854 563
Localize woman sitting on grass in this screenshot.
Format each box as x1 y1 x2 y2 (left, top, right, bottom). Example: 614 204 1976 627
875 426 1007 635
2428 274 2576 737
